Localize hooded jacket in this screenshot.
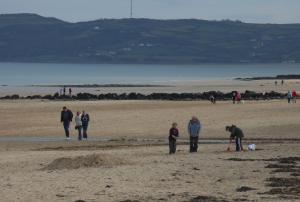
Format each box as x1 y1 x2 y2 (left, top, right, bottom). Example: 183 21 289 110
188 119 201 137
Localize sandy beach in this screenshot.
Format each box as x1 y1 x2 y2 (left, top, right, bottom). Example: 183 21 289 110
0 98 299 201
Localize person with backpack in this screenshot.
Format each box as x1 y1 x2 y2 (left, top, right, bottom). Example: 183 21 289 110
81 110 90 140
188 116 201 152
60 106 73 140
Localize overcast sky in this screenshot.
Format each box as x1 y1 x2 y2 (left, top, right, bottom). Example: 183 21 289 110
0 0 299 24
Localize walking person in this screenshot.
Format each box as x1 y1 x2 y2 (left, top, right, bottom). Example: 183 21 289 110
63 86 66 96
209 95 216 104
226 125 244 152
69 88 72 96
169 122 179 154
81 110 90 140
287 90 292 104
292 90 297 103
188 116 201 153
232 91 236 104
61 106 73 140
75 111 83 140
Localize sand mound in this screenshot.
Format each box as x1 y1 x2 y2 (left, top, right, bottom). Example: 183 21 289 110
42 153 127 170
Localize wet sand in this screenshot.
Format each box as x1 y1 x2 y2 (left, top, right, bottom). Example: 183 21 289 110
1 79 300 96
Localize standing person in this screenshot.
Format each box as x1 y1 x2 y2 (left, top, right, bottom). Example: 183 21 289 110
209 95 216 104
281 80 284 86
292 90 297 103
75 111 83 140
169 122 179 154
287 90 292 104
59 88 63 96
63 86 66 96
61 106 73 140
69 88 72 96
81 110 90 140
188 116 201 153
232 91 236 104
226 125 244 152
236 91 242 104
275 81 278 86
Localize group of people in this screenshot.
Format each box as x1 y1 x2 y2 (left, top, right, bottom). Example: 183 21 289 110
60 106 90 140
168 116 244 154
59 86 73 96
287 90 297 103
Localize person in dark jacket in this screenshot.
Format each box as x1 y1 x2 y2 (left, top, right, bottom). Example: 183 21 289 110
226 125 244 151
81 110 90 140
169 122 179 154
188 116 201 152
61 106 73 139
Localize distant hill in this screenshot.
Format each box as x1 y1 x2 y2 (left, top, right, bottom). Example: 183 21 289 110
0 13 300 64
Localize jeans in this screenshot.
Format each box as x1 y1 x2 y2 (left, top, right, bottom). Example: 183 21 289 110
77 126 82 140
83 125 88 139
63 121 70 137
235 137 243 151
190 136 199 152
169 139 176 154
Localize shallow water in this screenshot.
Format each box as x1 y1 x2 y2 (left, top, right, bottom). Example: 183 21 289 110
1 62 299 85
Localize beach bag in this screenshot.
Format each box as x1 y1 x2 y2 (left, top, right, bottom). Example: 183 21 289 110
248 144 256 151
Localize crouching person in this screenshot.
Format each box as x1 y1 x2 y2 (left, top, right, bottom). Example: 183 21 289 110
226 125 244 151
169 122 179 154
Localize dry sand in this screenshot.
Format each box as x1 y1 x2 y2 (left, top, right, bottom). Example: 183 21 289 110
0 99 299 201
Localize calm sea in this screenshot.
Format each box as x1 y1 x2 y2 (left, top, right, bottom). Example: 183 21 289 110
0 62 299 85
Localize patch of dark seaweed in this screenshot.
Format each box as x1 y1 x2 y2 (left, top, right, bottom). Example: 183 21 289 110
263 187 300 199
189 196 228 202
226 158 256 162
236 186 257 192
267 177 300 188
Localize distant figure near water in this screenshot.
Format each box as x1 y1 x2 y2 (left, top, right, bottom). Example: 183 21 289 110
287 91 292 104
281 80 284 86
61 106 73 140
188 116 201 153
63 86 66 96
292 90 297 103
69 88 72 96
209 95 216 104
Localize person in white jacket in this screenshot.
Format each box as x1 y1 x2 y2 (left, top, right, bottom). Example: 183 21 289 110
75 111 83 140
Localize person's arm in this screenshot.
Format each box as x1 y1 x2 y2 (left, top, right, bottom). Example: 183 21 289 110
61 111 63 122
188 122 191 136
69 111 73 122
87 114 90 122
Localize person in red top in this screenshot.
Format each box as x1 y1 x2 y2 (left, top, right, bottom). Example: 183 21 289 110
169 122 179 154
292 90 297 103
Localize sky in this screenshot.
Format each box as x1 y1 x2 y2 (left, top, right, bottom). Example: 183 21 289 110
0 0 300 24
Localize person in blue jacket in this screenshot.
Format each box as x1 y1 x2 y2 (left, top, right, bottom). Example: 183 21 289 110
188 116 201 152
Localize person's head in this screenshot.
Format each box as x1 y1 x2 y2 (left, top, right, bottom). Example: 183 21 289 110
172 122 177 128
76 111 80 116
191 116 199 124
225 125 231 132
82 110 86 115
226 125 236 132
63 106 67 111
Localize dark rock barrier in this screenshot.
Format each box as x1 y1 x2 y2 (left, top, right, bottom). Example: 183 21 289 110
0 90 289 101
